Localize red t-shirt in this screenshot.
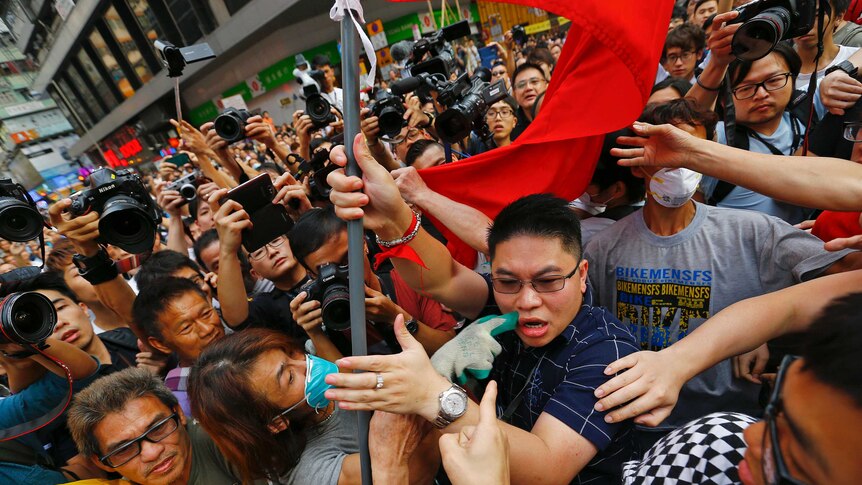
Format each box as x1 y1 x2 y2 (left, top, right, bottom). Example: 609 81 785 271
811 211 862 242
390 270 457 331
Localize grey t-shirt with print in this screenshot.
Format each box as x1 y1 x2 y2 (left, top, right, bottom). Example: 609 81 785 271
584 202 853 430
280 405 358 485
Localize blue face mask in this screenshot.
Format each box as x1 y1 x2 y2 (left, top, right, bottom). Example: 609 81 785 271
303 354 339 411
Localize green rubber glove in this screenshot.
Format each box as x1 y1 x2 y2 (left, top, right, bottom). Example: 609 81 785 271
430 312 518 383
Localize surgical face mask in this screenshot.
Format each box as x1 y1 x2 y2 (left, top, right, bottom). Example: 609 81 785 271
570 192 608 216
280 354 339 415
648 168 701 208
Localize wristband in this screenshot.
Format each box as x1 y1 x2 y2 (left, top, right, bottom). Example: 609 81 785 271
421 111 436 129
73 248 119 285
824 60 859 80
695 76 721 92
404 318 419 335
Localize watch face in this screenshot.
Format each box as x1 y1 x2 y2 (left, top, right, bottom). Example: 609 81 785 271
442 390 467 416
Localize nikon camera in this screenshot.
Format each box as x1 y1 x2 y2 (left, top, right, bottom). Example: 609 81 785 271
0 179 43 242
69 168 161 254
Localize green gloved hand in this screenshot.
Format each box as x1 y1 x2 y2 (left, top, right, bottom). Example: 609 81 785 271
430 312 518 383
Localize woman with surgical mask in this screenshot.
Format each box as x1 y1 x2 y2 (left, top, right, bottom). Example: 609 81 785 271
189 328 439 485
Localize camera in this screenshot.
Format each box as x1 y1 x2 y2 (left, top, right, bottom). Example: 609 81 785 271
166 170 204 205
69 168 161 254
294 68 337 129
301 263 351 331
0 179 43 242
435 72 509 144
0 292 56 345
404 20 471 78
288 148 339 202
368 89 406 138
154 40 216 77
214 108 252 144
511 24 529 45
729 0 816 61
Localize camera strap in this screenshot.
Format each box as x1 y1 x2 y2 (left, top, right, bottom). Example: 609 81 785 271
801 0 827 156
0 345 75 442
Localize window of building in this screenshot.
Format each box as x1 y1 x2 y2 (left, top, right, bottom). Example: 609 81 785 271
165 0 215 44
76 50 119 111
54 78 94 129
89 30 135 99
104 5 153 83
223 0 251 15
126 0 169 44
65 66 106 119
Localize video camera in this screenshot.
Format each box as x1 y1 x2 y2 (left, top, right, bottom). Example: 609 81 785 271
294 68 337 129
729 0 816 61
367 88 406 138
0 179 43 243
166 170 205 205
154 40 216 77
399 20 472 78
0 291 56 346
69 168 161 254
214 107 252 144
301 263 350 331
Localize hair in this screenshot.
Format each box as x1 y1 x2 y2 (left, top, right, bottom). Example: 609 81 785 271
640 98 719 141
189 328 307 482
694 0 717 12
497 95 519 112
592 129 647 203
487 194 583 260
68 368 179 458
511 62 547 86
193 228 220 272
404 139 442 166
311 54 331 70
259 162 285 176
527 47 555 69
288 207 346 271
672 4 688 20
132 277 208 341
663 23 706 58
135 250 203 293
834 0 850 14
650 76 693 97
0 271 80 303
45 238 76 273
729 42 802 87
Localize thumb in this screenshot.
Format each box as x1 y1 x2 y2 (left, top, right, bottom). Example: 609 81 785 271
393 314 423 352
352 133 387 176
478 380 499 427
631 121 662 136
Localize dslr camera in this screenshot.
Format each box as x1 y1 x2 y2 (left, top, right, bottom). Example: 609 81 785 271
729 0 816 61
301 263 351 331
511 24 529 45
214 107 252 144
435 70 509 144
404 20 471 78
0 291 56 346
294 68 337 129
69 168 161 254
288 147 339 203
166 170 204 205
0 179 43 242
367 89 406 138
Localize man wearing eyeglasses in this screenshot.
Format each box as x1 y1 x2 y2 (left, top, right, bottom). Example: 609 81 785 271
660 23 706 84
68 367 241 484
510 62 549 140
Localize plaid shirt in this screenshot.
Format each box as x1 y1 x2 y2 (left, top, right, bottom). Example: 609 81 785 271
487 284 640 484
165 366 193 418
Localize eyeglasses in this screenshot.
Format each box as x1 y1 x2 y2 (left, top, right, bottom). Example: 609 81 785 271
843 122 862 143
762 355 808 485
514 77 546 91
732 73 791 100
491 69 507 77
491 266 579 294
99 413 180 468
486 109 514 120
249 235 286 261
663 51 696 64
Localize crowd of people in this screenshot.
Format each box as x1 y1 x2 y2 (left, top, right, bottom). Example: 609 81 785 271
1 0 862 483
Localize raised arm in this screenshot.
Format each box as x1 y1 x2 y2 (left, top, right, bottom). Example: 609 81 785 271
685 11 740 111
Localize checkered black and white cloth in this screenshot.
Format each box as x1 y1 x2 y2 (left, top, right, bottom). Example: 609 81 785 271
622 412 758 484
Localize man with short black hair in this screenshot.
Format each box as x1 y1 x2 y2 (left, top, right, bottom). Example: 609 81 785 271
692 0 718 28
311 54 343 112
67 367 240 485
833 0 862 47
660 23 706 84
510 62 549 140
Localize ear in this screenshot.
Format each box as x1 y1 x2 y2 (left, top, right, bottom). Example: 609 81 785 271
696 49 704 59
610 180 627 200
249 267 260 280
147 336 172 356
577 259 589 294
175 405 188 427
77 301 91 315
90 455 112 474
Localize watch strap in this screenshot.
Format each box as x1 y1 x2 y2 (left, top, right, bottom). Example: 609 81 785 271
73 249 119 285
404 318 419 335
825 60 858 79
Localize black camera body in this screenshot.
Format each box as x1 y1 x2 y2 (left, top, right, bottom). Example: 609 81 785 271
301 263 351 331
154 40 216 77
407 20 471 78
289 148 339 203
435 73 509 144
0 179 43 242
69 168 161 254
214 107 252 144
0 291 56 346
294 68 336 129
729 0 816 61
368 89 406 138
166 170 203 204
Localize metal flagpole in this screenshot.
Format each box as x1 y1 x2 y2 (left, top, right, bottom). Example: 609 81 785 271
340 7 373 485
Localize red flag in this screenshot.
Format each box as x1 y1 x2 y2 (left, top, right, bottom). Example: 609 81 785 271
392 0 673 267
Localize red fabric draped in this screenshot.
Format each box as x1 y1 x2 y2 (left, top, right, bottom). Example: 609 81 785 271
390 0 673 267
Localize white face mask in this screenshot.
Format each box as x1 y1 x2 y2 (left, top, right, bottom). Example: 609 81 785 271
648 168 701 208
570 192 607 216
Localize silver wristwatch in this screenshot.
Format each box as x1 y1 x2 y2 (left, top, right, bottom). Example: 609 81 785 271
434 383 468 428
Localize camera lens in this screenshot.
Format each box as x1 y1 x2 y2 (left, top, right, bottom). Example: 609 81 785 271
306 94 334 126
180 184 197 201
0 197 43 242
321 284 351 331
378 108 405 138
435 109 473 144
214 113 244 144
99 195 157 254
0 292 56 345
731 8 789 61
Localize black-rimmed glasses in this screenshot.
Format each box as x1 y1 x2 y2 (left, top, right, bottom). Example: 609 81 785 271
249 235 287 261
762 355 808 485
491 266 579 294
99 413 180 468
732 73 791 100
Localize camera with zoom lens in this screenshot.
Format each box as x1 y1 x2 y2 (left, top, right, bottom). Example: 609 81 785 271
729 0 815 61
301 263 351 331
214 107 252 144
288 148 339 203
435 72 509 144
0 291 56 346
294 68 336 129
166 170 204 205
368 89 406 139
0 179 43 243
404 20 471 78
69 168 161 254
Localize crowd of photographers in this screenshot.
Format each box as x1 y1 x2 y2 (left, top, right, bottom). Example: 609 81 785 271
1 0 862 483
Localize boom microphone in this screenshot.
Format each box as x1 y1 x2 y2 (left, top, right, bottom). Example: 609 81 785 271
390 76 424 96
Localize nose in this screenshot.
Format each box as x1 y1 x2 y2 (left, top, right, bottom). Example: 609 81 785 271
139 439 164 463
53 319 69 333
753 84 770 99
514 284 542 311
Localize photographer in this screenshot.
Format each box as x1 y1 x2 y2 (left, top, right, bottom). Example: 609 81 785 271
312 54 344 113
361 92 434 171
